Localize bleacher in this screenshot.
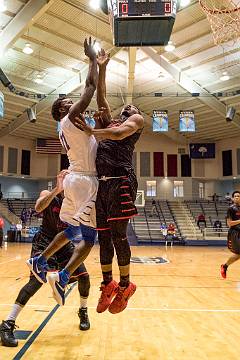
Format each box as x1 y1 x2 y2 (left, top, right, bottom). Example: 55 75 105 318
1 198 41 227
131 199 184 244
185 200 228 241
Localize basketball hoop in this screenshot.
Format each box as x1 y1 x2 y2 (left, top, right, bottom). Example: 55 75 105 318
199 0 240 45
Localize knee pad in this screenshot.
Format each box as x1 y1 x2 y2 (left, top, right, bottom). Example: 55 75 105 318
80 224 96 246
64 224 82 241
78 273 90 298
16 277 42 306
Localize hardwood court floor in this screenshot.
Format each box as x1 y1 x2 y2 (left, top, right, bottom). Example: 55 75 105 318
1 243 240 360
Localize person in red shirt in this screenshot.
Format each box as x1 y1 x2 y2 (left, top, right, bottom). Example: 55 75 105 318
197 213 206 228
167 223 175 235
0 217 4 248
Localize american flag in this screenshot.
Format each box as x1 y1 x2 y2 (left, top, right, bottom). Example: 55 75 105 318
36 138 62 154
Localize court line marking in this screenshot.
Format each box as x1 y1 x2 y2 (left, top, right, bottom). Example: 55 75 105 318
12 283 76 360
1 302 240 313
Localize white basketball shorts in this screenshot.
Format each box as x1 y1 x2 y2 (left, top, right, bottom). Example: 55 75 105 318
60 172 98 228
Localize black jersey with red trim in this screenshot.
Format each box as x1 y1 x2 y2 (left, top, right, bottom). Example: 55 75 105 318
227 204 240 231
96 124 142 177
40 195 67 238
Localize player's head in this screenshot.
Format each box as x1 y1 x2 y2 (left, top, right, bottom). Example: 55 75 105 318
232 191 240 204
51 97 73 121
120 104 141 121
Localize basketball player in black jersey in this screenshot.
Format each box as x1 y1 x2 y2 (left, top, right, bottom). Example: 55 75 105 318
0 171 91 347
221 191 240 279
74 49 144 314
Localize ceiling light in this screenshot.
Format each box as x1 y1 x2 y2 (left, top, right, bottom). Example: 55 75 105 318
180 0 191 7
158 72 166 81
0 0 6 12
93 41 101 53
35 74 43 84
35 77 43 84
220 71 230 81
23 43 33 55
164 41 175 52
89 0 100 10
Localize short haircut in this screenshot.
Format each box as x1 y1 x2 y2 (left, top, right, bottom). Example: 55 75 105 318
232 191 240 197
51 97 66 121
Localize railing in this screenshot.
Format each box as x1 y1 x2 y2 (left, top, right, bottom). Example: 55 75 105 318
178 201 201 240
3 192 39 199
143 207 152 241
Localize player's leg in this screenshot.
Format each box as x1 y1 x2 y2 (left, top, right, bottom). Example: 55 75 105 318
107 177 138 314
96 183 118 313
108 220 136 314
221 230 240 278
0 276 42 347
75 264 91 331
48 224 96 305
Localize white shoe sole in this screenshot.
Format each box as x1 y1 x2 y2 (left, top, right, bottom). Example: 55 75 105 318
48 272 64 306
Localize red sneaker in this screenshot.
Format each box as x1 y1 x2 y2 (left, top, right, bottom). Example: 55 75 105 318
220 264 227 279
108 282 136 314
96 280 118 313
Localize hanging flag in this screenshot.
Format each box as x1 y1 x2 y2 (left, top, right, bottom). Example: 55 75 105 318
190 143 215 159
36 138 62 154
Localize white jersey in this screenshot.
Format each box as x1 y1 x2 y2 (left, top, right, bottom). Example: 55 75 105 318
59 115 97 173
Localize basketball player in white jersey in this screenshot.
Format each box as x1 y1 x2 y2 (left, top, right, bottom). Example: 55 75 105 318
27 37 98 305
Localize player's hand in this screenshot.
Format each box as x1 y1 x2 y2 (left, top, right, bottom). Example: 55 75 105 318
84 37 96 60
73 115 93 136
93 107 107 122
97 49 110 67
56 170 69 193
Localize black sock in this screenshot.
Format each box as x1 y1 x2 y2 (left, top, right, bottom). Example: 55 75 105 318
102 271 112 285
119 274 129 288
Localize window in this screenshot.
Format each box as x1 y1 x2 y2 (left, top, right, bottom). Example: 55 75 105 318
199 182 204 199
48 181 53 191
146 181 156 197
174 181 184 197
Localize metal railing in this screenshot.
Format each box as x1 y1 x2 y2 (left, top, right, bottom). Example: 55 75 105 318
4 192 39 199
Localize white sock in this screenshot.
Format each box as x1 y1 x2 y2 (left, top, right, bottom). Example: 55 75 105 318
80 297 88 309
6 303 23 322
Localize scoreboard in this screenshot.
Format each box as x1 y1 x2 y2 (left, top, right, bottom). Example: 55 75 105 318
118 0 176 17
108 0 178 46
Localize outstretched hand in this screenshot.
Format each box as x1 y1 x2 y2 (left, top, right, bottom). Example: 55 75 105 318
56 170 69 193
97 48 110 67
73 114 93 136
84 37 96 60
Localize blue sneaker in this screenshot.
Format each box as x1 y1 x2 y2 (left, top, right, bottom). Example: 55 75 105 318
48 272 65 306
26 257 47 284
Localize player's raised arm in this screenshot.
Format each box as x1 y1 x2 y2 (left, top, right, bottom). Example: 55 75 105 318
35 170 68 213
96 49 112 127
68 37 98 123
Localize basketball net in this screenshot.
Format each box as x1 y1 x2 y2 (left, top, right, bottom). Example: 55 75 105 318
199 0 240 45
